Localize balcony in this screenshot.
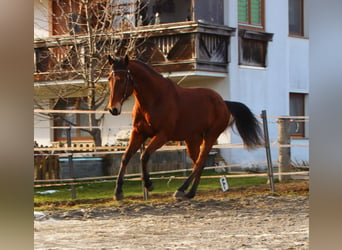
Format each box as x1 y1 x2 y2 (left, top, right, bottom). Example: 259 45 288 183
137 21 235 74
34 21 235 83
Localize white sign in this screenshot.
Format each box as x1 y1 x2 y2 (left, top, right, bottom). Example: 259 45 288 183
220 176 229 192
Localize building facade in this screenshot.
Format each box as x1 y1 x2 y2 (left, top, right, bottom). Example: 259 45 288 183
34 0 309 169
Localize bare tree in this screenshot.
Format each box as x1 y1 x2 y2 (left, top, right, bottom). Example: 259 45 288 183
34 0 150 146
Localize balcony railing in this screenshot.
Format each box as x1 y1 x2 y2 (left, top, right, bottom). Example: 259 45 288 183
34 21 235 82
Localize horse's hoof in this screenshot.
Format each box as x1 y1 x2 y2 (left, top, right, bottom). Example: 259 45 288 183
145 181 154 192
114 192 124 201
184 193 195 199
146 183 154 192
173 190 187 200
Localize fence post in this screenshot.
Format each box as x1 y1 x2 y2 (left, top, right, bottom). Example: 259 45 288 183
261 110 275 193
66 125 76 199
182 142 188 176
140 143 149 200
278 117 291 181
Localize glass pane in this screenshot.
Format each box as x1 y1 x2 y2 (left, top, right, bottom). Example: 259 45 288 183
142 0 192 24
250 0 261 25
238 0 248 23
289 0 303 35
290 93 305 136
194 0 224 24
78 99 90 137
53 97 91 140
54 99 76 139
79 114 90 137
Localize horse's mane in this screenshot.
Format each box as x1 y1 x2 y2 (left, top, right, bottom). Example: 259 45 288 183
131 60 173 83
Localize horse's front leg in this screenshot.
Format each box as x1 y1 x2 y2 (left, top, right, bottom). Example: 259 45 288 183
114 130 146 200
140 134 168 191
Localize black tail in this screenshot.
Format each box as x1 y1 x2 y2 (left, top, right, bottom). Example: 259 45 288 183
225 101 263 149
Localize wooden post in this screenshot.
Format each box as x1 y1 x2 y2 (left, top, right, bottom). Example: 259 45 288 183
140 143 149 200
34 156 41 180
182 142 188 177
55 156 60 179
42 156 47 179
278 118 291 181
66 125 76 199
48 156 53 179
261 110 275 193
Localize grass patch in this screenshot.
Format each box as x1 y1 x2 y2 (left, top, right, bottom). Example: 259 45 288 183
34 171 268 205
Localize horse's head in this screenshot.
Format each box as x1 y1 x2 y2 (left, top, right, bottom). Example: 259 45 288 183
107 55 134 116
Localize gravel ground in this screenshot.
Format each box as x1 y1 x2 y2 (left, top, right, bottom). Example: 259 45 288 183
34 183 309 249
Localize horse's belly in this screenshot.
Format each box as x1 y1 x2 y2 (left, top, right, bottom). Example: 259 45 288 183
169 121 208 141
170 107 229 141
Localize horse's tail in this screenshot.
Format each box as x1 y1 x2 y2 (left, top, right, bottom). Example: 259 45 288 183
225 101 263 149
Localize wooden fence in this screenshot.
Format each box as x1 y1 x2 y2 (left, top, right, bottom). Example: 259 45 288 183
34 155 60 180
34 109 309 192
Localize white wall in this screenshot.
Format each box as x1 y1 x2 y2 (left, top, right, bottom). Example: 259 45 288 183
34 99 52 146
101 96 135 146
220 0 309 168
289 38 310 92
34 0 49 38
34 116 52 147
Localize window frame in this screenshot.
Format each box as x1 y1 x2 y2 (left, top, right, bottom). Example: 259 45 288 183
238 0 265 31
289 93 307 138
289 0 304 37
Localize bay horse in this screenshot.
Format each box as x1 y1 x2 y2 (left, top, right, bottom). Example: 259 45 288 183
107 55 263 200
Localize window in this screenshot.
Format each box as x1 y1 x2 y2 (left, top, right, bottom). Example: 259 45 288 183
34 47 50 72
289 93 306 137
52 0 85 35
289 0 304 36
53 97 91 141
238 0 264 30
112 0 137 28
239 36 267 67
139 0 192 25
194 0 224 24
238 29 273 67
238 0 271 67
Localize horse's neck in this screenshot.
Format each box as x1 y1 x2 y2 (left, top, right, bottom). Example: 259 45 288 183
129 61 170 108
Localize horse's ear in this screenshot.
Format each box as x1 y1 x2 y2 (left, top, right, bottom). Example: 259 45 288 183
108 55 114 65
124 55 129 66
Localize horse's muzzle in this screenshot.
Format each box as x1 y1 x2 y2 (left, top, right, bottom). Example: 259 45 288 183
109 107 121 116
108 103 122 116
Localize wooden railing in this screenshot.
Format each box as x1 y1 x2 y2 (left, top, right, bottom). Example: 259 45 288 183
34 21 235 82
140 21 235 73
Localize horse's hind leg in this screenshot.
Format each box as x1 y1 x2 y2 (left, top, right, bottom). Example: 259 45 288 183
185 136 217 199
115 130 146 200
174 136 202 199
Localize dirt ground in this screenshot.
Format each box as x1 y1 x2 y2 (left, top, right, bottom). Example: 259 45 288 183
34 181 309 249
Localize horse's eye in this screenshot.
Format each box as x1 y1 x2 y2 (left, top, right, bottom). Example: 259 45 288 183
116 77 124 84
